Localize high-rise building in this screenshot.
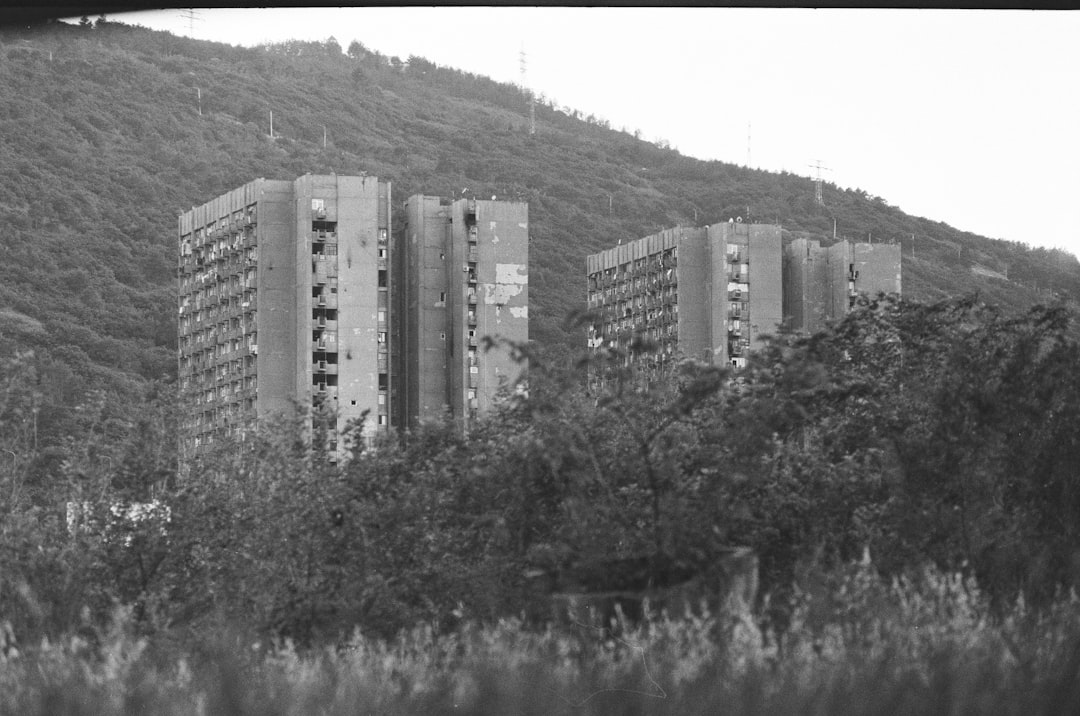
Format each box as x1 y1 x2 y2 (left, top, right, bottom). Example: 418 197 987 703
397 196 529 430
783 238 902 333
586 222 782 375
177 175 392 460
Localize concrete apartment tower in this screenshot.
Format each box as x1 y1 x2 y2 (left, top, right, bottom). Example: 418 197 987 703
397 196 529 430
783 238 902 333
586 222 782 374
178 175 392 460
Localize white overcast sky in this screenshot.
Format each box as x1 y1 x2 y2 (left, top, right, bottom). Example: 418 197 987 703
101 8 1080 257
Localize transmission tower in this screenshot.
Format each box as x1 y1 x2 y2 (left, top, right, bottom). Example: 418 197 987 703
809 159 831 205
179 8 202 38
519 46 535 136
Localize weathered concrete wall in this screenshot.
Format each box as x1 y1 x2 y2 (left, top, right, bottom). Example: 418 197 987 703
826 241 853 321
825 240 902 322
473 200 528 415
853 242 902 298
674 228 710 362
448 199 528 426
784 237 830 334
255 180 299 421
746 224 783 349
401 195 451 429
705 225 729 364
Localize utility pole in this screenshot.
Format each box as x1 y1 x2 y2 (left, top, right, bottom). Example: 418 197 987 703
196 87 201 116
323 125 327 148
269 110 274 138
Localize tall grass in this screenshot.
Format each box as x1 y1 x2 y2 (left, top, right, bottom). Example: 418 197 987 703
2 561 1079 715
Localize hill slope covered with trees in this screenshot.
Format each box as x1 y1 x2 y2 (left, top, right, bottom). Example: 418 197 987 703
0 17 1077 446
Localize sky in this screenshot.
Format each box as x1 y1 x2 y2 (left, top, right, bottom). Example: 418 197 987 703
93 8 1080 257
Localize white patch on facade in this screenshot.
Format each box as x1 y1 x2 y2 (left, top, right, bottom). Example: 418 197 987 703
518 223 527 229
495 263 528 284
482 282 524 304
509 306 528 319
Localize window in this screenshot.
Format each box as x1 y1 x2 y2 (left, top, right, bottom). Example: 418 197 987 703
378 331 387 344
378 270 387 288
378 415 387 426
378 373 388 390
378 248 387 259
439 292 446 303
378 310 386 322
378 394 386 405
312 199 325 211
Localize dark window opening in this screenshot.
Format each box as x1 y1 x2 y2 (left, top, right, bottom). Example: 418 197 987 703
378 270 387 288
378 373 388 391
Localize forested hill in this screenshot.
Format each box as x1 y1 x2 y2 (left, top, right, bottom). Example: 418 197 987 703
1 18 1078 444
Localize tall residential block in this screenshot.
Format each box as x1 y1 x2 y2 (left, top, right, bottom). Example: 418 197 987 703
586 222 782 374
178 175 392 460
397 196 529 430
783 238 902 333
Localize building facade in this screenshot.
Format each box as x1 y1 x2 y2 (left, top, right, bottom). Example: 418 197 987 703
397 196 529 430
783 238 902 333
586 222 782 375
177 175 392 460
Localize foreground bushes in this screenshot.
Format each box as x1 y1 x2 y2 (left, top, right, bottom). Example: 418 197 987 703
4 295 1080 667
3 561 1080 715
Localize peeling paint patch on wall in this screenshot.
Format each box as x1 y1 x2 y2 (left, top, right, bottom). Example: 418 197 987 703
482 282 524 304
509 306 528 318
495 263 528 284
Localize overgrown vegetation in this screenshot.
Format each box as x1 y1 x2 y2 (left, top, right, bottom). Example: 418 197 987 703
3 532 1080 714
4 295 1080 712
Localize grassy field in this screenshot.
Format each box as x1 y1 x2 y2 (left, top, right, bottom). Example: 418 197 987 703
3 562 1079 715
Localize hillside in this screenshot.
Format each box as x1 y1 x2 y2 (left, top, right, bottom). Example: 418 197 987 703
0 18 1078 446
